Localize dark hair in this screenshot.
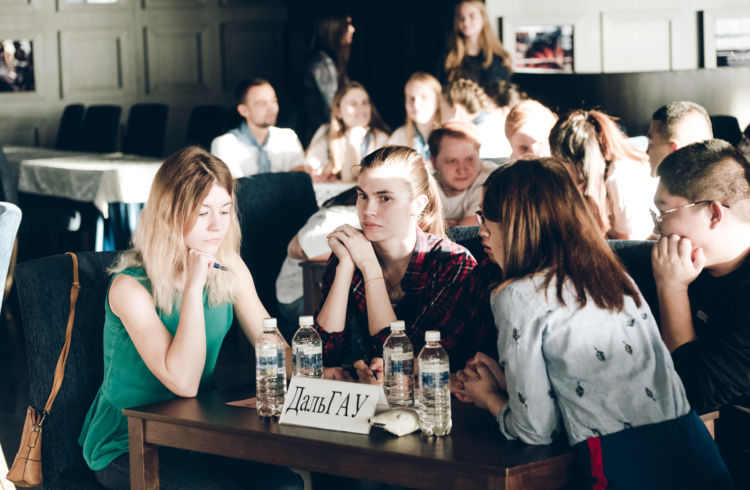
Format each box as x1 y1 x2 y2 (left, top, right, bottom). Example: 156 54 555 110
658 139 750 222
311 12 352 83
322 186 358 208
234 78 272 104
484 80 525 108
482 158 641 310
651 101 712 139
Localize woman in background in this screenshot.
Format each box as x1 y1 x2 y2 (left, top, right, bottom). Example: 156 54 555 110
301 12 356 145
79 147 300 490
443 0 512 87
305 81 390 182
549 109 657 239
504 99 558 160
388 72 442 160
458 158 732 489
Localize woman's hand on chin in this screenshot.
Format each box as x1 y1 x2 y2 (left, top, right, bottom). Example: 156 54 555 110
184 248 214 293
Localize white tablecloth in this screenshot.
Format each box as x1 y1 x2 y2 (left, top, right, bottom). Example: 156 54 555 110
3 145 89 203
18 153 162 218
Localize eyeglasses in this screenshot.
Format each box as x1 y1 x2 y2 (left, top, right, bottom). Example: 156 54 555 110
649 200 714 229
475 210 485 227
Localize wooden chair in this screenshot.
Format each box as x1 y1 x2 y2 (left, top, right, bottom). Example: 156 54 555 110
78 105 122 153
55 103 85 151
122 103 169 158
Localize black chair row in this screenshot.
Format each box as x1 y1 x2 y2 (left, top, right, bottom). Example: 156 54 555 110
55 103 169 158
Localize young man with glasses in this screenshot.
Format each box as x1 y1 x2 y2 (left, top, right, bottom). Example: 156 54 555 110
652 139 750 487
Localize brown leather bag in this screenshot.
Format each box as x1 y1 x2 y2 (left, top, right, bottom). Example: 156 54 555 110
7 252 80 487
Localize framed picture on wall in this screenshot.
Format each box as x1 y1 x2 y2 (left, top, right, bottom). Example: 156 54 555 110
513 24 574 73
0 39 34 92
714 16 750 67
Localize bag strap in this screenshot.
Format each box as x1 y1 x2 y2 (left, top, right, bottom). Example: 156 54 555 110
42 252 80 414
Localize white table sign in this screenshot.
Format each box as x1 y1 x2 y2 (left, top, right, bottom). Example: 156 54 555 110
279 376 388 434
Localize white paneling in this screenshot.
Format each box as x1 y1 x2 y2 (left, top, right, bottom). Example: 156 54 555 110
59 29 133 98
501 11 601 73
56 0 131 12
142 0 205 9
702 6 750 69
220 21 283 90
0 0 38 11
601 9 691 72
144 24 209 94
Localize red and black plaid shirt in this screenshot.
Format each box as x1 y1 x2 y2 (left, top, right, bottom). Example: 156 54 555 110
315 228 496 371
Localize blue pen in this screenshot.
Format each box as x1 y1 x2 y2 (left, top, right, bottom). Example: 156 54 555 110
213 262 229 271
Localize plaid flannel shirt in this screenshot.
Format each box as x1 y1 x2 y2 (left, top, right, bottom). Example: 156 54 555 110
315 228 497 371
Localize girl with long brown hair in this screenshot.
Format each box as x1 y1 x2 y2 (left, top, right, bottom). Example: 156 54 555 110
443 0 512 87
458 158 732 489
305 81 390 182
315 146 492 381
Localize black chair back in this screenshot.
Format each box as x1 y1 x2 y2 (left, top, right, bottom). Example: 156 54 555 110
710 115 742 147
122 103 169 158
55 104 85 151
235 172 318 316
185 105 228 150
608 240 659 322
15 251 118 489
78 105 122 153
447 225 483 260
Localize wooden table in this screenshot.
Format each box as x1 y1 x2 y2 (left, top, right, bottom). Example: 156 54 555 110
125 387 574 490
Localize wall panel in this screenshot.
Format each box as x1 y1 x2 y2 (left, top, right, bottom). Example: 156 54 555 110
144 24 209 94
220 21 284 91
58 29 133 98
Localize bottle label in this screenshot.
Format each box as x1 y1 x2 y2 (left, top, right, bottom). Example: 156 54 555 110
258 347 278 376
294 345 322 371
388 352 414 376
419 360 449 390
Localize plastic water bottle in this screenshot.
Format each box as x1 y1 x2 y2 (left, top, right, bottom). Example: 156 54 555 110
292 315 323 378
256 318 286 417
383 320 414 407
416 330 452 436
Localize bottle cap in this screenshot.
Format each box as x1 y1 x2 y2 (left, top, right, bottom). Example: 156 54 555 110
262 318 277 329
390 320 405 332
299 315 314 326
425 330 440 342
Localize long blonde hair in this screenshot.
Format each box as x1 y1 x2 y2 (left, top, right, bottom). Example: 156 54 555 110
359 146 445 237
111 146 241 313
403 72 442 145
445 0 512 76
327 81 390 176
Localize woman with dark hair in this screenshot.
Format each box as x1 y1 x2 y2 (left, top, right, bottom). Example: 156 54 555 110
549 109 656 239
443 0 512 88
457 158 733 489
301 12 356 145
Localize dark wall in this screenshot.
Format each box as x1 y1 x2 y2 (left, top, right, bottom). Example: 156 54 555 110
513 67 750 137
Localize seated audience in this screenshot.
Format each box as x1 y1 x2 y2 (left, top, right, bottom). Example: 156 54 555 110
647 100 713 176
210 78 305 178
314 146 493 379
505 99 558 160
550 109 656 239
443 78 511 160
79 147 301 489
275 188 359 341
484 80 525 113
428 120 498 227
457 158 733 489
300 11 355 146
738 122 750 162
652 139 750 487
388 72 442 160
443 0 512 87
305 81 390 182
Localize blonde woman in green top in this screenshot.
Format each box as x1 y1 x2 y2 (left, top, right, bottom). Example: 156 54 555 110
79 146 302 489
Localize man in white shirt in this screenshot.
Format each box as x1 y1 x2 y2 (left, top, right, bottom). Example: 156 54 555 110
211 78 306 178
428 120 498 227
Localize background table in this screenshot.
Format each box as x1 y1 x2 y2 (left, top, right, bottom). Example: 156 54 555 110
125 387 574 490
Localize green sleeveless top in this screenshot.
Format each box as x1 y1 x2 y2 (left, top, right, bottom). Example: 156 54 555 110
78 267 233 471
